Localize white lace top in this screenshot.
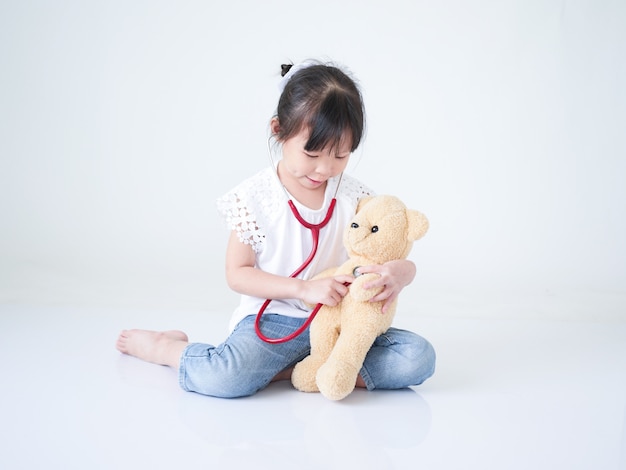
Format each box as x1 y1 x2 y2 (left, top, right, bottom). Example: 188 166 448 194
217 165 374 331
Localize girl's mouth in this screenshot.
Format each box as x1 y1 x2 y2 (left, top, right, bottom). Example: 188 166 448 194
307 177 324 186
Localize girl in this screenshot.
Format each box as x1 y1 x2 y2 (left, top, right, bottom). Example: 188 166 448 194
116 60 435 398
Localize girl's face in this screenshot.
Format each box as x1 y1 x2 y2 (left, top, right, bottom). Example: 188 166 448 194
276 126 352 193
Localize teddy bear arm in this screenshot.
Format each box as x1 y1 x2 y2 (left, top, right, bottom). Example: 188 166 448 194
350 273 383 302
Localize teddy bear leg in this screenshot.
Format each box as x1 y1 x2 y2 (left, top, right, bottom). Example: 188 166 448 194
315 327 379 401
291 308 340 393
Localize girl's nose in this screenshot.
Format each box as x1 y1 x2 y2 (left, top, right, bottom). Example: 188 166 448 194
316 157 335 177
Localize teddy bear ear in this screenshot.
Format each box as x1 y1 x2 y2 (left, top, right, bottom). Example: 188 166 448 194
356 196 374 213
407 209 429 241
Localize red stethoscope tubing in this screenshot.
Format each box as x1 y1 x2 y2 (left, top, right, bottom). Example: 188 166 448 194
254 198 337 344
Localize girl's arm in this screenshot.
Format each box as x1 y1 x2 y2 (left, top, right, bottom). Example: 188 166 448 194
225 231 352 307
356 259 417 314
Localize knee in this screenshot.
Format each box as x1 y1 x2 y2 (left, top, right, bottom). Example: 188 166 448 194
392 334 436 386
411 337 436 385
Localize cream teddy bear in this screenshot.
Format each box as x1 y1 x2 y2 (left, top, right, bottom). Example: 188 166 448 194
291 195 429 400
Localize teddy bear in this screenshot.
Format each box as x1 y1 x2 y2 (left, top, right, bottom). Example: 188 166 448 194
291 194 429 400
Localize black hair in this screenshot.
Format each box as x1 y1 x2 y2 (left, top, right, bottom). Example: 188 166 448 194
275 61 365 153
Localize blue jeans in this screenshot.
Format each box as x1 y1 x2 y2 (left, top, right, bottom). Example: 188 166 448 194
179 314 436 398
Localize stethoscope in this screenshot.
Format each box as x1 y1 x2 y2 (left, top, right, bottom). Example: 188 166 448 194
254 138 343 344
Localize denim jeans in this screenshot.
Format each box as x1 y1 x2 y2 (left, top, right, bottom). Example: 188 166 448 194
179 314 436 398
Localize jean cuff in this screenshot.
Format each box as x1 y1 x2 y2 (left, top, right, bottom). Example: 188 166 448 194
359 365 376 391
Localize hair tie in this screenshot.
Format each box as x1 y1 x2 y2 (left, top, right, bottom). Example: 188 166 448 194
280 64 292 77
277 59 318 93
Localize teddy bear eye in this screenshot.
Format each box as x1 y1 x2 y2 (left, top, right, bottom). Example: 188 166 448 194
351 223 359 228
371 225 378 233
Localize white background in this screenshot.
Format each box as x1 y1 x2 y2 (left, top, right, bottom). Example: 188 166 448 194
1 0 625 320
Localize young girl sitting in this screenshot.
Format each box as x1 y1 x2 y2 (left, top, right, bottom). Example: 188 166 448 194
116 59 436 398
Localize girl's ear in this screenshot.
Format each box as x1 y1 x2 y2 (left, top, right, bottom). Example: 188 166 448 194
270 117 280 136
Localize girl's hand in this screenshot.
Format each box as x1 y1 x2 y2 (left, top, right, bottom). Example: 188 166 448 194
355 260 416 313
301 274 353 307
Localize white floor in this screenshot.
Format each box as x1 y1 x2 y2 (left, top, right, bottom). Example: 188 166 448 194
1 302 625 470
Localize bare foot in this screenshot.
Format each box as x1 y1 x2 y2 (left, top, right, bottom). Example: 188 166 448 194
272 367 293 382
271 367 367 388
116 329 189 369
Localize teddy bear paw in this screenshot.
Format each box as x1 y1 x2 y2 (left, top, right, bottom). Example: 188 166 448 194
316 361 359 401
350 274 383 302
291 357 321 393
